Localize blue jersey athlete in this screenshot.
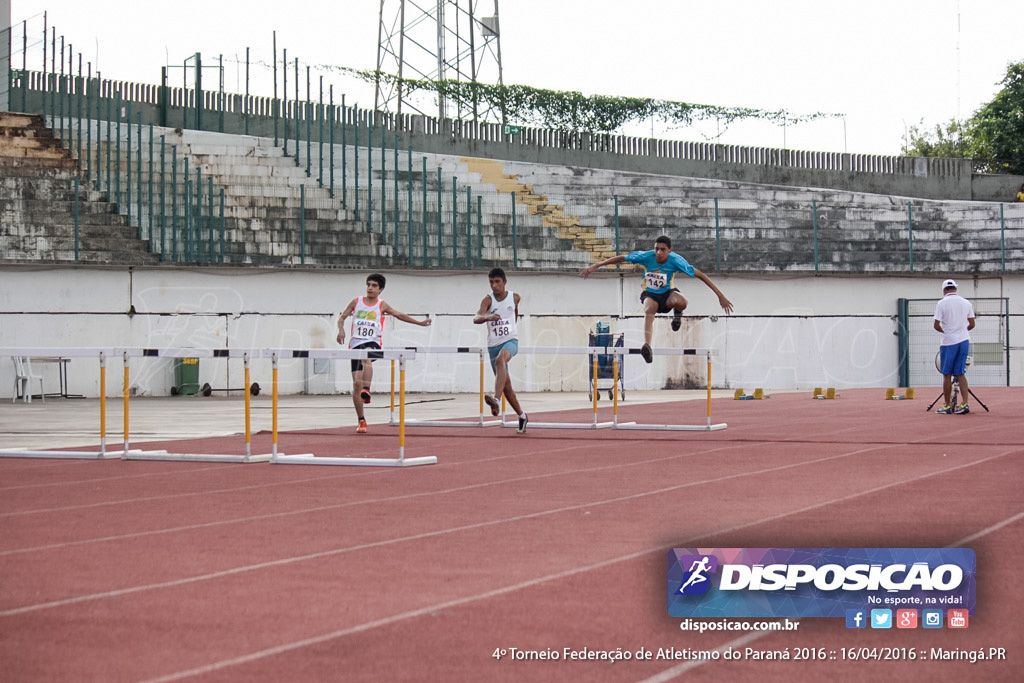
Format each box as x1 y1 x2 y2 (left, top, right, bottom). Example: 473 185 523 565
581 235 733 363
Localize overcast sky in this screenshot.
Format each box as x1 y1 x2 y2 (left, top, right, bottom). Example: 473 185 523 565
9 0 1021 156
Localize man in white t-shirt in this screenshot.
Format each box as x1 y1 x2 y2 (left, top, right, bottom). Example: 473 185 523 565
933 279 975 415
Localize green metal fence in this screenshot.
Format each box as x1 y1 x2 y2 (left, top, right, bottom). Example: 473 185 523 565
3 67 1024 271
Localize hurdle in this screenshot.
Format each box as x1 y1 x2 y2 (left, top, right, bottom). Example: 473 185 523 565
496 346 624 429
265 348 436 467
386 346 503 428
606 347 727 432
1 347 122 459
492 346 724 431
378 345 726 432
119 348 273 463
383 345 627 430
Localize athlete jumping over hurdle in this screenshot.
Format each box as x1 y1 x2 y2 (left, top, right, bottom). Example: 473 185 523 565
474 268 528 434
580 235 733 363
337 273 432 433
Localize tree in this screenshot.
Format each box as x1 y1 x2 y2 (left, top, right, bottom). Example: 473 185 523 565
902 118 969 158
967 61 1024 175
903 60 1024 175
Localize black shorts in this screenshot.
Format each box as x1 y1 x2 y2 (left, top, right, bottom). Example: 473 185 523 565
351 342 381 372
640 288 679 314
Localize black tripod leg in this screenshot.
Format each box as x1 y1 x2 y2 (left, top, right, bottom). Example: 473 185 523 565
968 388 990 412
926 393 944 411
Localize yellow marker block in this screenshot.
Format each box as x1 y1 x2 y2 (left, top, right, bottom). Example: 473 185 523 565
734 389 746 400
753 388 765 400
904 388 915 399
885 388 896 400
825 387 837 399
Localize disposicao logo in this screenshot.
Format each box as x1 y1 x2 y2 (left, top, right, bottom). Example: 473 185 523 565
667 548 976 619
674 554 718 595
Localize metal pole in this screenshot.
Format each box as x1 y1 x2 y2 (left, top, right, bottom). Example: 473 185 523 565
329 88 334 198
512 192 518 268
436 167 442 266
354 111 359 221
282 47 288 156
907 202 914 272
74 177 80 260
714 197 721 270
368 117 373 231
452 176 458 265
422 156 427 265
812 199 819 272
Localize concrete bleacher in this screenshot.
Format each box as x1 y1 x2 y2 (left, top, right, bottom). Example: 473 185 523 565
485 159 1024 273
0 113 158 264
2 112 1022 273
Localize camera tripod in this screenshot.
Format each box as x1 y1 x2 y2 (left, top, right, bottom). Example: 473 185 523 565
926 352 990 413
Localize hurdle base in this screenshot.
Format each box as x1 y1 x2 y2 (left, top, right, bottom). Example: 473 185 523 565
0 449 122 460
123 450 274 463
395 418 503 428
613 422 728 432
500 420 618 430
273 454 437 467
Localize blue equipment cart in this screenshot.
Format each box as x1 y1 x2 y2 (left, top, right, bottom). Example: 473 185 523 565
588 322 625 401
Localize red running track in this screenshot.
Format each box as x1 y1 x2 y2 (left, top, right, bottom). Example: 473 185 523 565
0 388 1021 682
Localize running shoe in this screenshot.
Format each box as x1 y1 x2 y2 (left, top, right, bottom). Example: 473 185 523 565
360 388 372 404
935 405 953 415
671 310 683 332
953 403 970 415
517 413 529 434
356 418 368 433
640 343 653 364
484 394 500 416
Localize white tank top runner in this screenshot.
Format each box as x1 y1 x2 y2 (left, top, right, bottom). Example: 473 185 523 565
486 290 518 347
349 298 385 347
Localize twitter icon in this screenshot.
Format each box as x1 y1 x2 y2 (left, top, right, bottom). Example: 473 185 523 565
870 609 893 629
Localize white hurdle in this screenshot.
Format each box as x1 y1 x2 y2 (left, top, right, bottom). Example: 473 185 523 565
1 347 123 459
0 346 286 462
498 346 726 431
387 346 503 428
377 345 727 432
604 347 727 432
118 348 274 463
264 348 437 467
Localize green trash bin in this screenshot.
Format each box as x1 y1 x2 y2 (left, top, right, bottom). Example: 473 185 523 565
172 357 200 396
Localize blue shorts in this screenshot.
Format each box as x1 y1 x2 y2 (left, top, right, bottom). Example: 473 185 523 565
939 340 970 376
488 339 518 372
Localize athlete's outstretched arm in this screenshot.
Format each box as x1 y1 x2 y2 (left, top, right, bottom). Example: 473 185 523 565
580 254 626 278
380 302 432 327
694 269 734 314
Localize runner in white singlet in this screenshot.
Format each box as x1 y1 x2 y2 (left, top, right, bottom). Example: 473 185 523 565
473 268 528 434
337 273 432 433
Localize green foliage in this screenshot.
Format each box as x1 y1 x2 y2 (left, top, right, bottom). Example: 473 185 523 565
967 61 1024 175
330 66 837 135
902 118 969 158
903 60 1024 175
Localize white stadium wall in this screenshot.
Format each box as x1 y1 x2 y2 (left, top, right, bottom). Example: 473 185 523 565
1 266 1021 398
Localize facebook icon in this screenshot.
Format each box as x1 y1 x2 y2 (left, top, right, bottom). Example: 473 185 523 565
845 609 867 629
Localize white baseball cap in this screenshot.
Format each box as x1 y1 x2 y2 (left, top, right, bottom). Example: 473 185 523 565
942 279 958 290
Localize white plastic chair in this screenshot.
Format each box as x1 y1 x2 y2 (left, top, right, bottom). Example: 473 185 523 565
12 357 45 403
